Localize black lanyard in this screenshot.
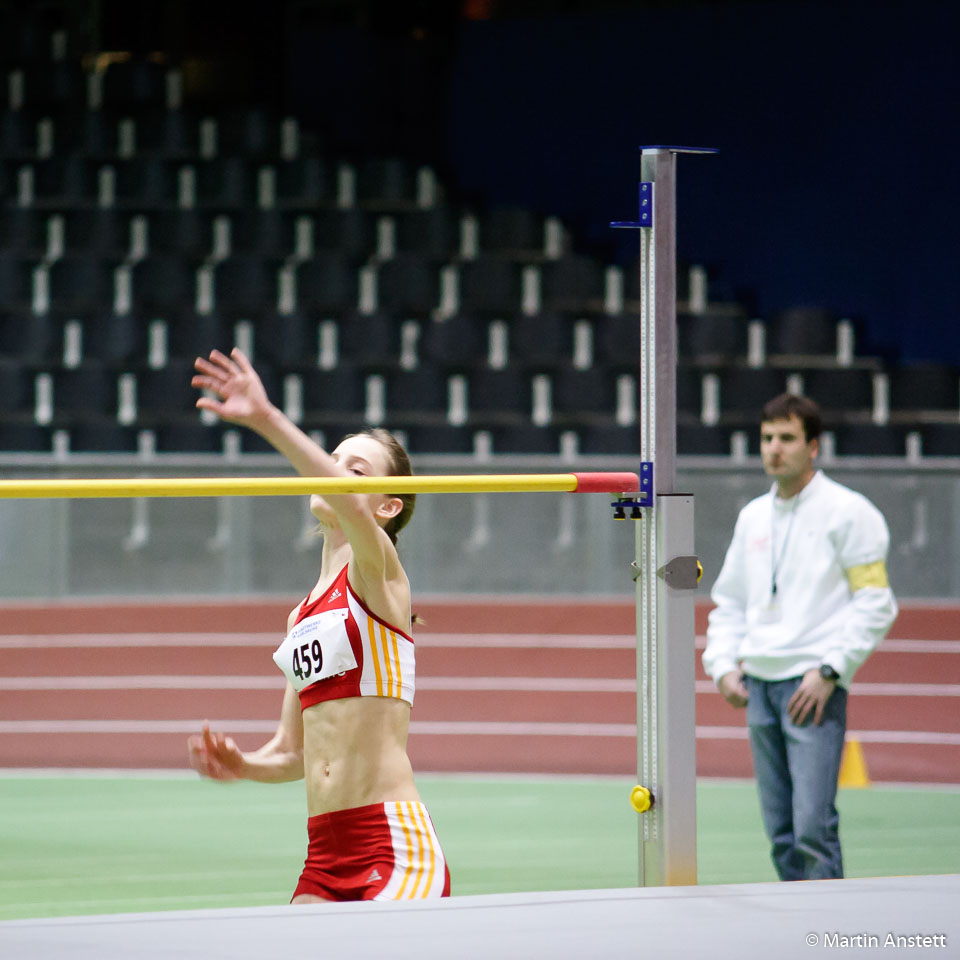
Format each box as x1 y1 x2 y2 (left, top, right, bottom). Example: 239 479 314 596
770 493 800 597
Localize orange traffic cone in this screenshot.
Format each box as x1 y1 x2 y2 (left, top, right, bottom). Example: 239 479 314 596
838 738 871 788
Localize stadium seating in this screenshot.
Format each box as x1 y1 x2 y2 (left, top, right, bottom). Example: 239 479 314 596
0 26 946 460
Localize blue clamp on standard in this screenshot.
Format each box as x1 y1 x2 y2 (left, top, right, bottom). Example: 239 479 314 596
610 182 653 230
611 462 653 519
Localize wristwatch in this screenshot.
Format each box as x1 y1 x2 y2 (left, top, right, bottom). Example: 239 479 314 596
819 663 840 682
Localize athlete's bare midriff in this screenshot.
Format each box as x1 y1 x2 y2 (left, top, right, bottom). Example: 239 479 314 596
302 696 420 816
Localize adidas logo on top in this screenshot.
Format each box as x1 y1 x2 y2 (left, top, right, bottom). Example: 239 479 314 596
328 588 342 603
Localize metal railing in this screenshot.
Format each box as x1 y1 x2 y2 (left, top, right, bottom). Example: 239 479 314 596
0 452 955 600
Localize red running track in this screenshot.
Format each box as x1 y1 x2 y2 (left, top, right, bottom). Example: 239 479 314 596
0 598 957 783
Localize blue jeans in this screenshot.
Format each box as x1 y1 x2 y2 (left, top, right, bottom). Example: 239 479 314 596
744 675 848 881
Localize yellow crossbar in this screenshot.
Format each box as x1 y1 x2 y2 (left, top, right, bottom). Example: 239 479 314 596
0 472 639 500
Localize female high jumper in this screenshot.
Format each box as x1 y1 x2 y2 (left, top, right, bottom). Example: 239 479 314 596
186 347 450 902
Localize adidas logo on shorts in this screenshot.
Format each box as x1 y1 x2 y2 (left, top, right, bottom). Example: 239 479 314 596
367 868 382 884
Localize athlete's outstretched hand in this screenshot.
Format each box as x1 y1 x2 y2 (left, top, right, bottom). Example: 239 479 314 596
187 723 246 780
192 348 272 428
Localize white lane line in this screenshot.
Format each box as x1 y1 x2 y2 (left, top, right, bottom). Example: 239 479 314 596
695 680 960 697
0 634 279 648
696 726 960 745
0 676 633 692
0 633 636 650
692 636 960 654
1 719 959 746
4 633 959 652
0 676 285 690
1 676 957 696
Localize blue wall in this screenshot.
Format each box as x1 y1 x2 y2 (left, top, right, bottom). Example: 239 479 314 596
445 1 959 363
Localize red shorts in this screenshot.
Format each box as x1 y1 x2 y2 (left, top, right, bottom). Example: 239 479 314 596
292 801 451 902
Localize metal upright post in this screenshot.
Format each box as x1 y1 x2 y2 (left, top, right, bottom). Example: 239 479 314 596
615 146 715 886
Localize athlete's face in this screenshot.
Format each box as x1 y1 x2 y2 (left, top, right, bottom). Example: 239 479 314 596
309 435 396 523
760 414 818 487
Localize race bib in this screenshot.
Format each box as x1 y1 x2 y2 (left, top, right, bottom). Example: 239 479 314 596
273 609 358 692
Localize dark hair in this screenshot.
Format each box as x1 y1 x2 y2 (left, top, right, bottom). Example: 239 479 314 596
761 393 822 443
347 428 415 545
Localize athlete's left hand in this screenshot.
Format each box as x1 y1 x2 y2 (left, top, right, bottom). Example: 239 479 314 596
787 668 836 726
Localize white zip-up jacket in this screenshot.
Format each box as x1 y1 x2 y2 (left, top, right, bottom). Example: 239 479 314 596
703 471 898 689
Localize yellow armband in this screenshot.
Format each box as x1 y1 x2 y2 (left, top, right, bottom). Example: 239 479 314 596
845 560 889 592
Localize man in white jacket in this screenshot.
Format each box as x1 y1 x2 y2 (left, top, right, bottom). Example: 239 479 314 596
702 393 897 880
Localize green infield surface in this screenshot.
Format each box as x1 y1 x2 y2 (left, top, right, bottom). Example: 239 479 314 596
0 775 957 920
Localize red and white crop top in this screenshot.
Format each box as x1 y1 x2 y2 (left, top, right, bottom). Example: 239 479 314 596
272 564 415 710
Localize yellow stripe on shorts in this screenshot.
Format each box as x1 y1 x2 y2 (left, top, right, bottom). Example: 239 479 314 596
406 802 426 898
393 802 415 899
414 804 437 897
846 560 889 592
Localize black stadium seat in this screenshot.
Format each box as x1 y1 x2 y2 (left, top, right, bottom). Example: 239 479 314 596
0 423 53 452
677 424 738 456
0 208 48 256
165 312 228 362
376 255 441 316
275 156 333 208
716 368 790 423
0 313 58 362
48 257 116 314
83 313 148 364
457 258 524 315
294 255 357 313
401 423 474 455
478 206 544 258
68 422 140 453
552 368 617 423
486 424 562 454
356 157 419 210
419 314 487 370
539 256 605 313
0 256 39 314
145 210 214 259
677 312 749 365
508 313 574 370
919 423 960 457
384 365 448 419
101 60 167 107
338 312 404 367
131 257 197 313
60 209 130 259
766 306 839 360
0 360 35 417
135 362 207 424
255 312 315 368
299 365 366 424
799 368 874 419
466 367 531 425
195 158 255 209
211 257 281 314
153 421 226 453
831 424 908 457
50 364 118 422
888 364 959 419
576 423 640 455
395 207 460 259
312 209 377 260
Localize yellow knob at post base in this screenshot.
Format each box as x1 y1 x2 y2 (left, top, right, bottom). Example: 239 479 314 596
629 785 652 813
